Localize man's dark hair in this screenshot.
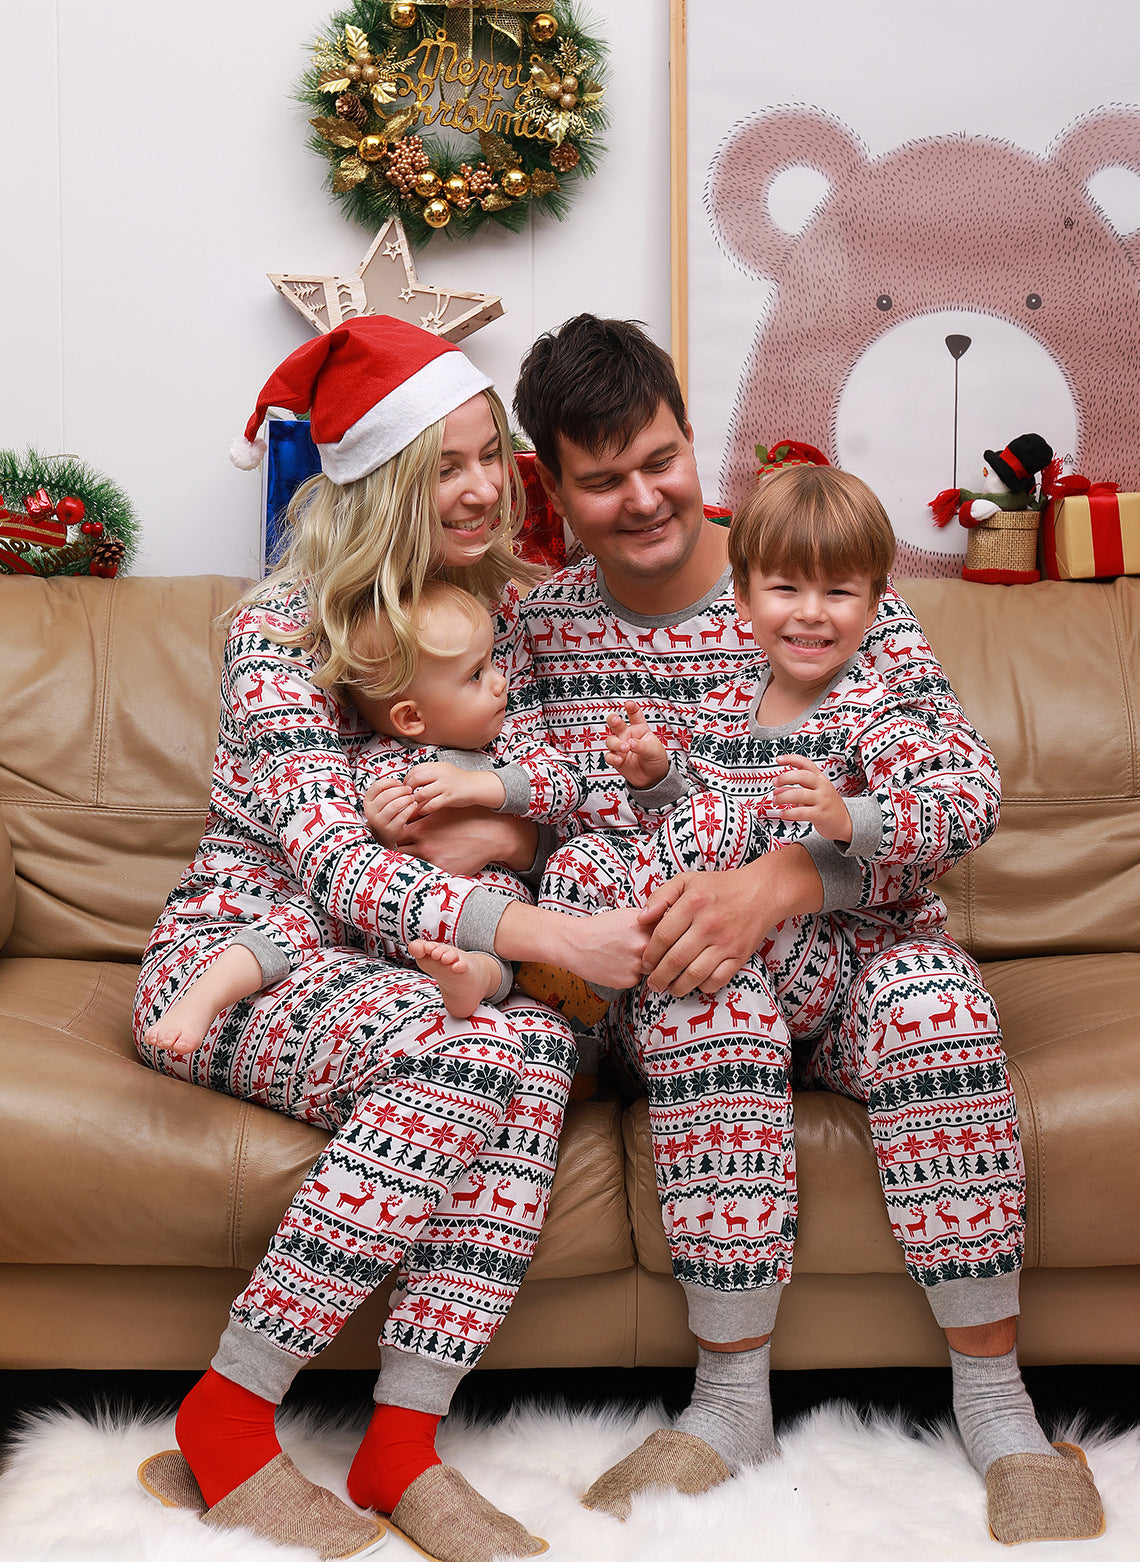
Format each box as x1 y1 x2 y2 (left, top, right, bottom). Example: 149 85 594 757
513 314 688 480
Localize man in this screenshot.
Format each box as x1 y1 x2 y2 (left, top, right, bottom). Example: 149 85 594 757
500 314 1102 1545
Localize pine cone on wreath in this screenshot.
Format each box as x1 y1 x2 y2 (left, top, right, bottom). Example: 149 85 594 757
89 535 126 578
335 92 368 129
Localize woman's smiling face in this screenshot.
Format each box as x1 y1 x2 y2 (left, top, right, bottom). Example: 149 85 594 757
436 394 503 569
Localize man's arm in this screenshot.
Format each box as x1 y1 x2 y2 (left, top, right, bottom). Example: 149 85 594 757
639 842 823 997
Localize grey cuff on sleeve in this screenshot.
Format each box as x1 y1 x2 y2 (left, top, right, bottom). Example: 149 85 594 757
802 831 864 912
230 927 291 987
520 822 559 889
630 763 691 812
453 885 512 955
494 763 531 816
836 796 886 860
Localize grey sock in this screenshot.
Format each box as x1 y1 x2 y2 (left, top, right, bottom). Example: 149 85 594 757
675 1343 776 1471
949 1344 1058 1473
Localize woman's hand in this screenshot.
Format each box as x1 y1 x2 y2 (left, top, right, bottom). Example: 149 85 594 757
404 761 507 813
361 776 419 849
604 701 670 790
768 754 853 843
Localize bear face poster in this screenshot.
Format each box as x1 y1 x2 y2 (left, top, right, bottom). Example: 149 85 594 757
678 0 1140 575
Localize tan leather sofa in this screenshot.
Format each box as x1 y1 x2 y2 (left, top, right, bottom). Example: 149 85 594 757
2 574 1138 1376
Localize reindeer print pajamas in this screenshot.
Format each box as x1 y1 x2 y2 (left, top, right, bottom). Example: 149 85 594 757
133 584 576 1377
515 562 1022 1304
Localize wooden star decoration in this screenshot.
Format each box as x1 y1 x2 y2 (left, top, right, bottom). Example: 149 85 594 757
267 217 504 343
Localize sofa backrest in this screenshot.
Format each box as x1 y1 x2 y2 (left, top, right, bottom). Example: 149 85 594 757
0 575 247 961
1 573 1136 965
902 575 1140 960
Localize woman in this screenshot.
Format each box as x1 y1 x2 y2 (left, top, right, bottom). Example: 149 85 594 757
133 317 645 1562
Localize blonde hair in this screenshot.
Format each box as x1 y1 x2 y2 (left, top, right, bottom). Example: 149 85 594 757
348 581 491 708
235 388 541 689
729 465 895 600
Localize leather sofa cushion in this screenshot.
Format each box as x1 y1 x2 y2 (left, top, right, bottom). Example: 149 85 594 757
0 957 633 1281
902 577 1140 961
0 576 244 962
627 952 1140 1277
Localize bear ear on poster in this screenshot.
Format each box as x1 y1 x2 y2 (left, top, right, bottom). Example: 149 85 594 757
704 104 1140 577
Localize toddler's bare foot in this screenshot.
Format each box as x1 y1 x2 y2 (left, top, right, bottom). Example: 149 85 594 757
143 996 215 1056
410 940 502 1019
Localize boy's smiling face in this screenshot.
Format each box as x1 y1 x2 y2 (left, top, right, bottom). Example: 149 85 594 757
735 566 878 698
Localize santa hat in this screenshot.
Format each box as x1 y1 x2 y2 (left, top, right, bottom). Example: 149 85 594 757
230 315 492 484
755 439 830 479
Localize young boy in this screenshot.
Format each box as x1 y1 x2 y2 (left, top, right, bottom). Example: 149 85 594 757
144 582 587 1051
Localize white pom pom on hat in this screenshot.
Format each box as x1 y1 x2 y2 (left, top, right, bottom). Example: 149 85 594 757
230 316 492 484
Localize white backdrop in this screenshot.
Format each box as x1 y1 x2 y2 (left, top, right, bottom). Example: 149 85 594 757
1 2 672 578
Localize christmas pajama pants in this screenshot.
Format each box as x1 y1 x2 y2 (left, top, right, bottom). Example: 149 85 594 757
540 796 1025 1301
135 932 575 1402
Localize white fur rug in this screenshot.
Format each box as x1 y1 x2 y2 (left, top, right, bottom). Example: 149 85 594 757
1 1398 1138 1562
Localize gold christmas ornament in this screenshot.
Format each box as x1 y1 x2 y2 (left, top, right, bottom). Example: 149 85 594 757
423 196 452 227
359 134 387 162
389 2 417 25
413 169 443 198
528 167 559 198
529 12 558 42
500 166 531 198
444 173 469 203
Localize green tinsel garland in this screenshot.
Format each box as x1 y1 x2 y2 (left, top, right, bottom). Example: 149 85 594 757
0 450 139 578
299 2 608 247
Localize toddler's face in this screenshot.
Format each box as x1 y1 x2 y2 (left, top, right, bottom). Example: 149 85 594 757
411 609 508 751
735 566 877 693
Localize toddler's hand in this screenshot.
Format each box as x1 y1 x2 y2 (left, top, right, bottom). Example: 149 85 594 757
404 761 506 812
768 754 853 843
362 775 419 848
604 701 669 790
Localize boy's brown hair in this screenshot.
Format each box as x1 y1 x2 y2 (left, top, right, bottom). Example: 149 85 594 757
728 465 896 599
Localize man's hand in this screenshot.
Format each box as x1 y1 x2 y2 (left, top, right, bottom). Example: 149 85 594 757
604 701 670 790
404 761 507 813
399 806 539 876
768 754 853 844
638 844 824 996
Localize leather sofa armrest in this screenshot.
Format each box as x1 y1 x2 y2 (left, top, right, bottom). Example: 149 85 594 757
0 810 14 948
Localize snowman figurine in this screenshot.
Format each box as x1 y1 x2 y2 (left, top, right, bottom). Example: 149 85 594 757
930 433 1055 583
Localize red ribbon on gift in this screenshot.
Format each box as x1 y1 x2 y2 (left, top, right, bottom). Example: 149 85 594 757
1041 475 1123 579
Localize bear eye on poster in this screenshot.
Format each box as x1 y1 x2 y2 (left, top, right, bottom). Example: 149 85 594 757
672 0 1140 576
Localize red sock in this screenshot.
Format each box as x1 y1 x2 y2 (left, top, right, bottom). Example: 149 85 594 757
175 1367 282 1508
347 1403 442 1515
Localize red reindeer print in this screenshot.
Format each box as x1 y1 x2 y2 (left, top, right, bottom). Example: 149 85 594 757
596 795 623 825
905 1204 928 1239
881 641 914 666
755 1195 778 1229
416 1012 448 1043
673 1212 691 1232
967 1198 995 1232
561 627 583 649
929 994 959 1033
654 1020 680 1045
270 673 303 703
891 1005 923 1043
998 1193 1020 1223
948 732 976 759
731 684 753 707
665 627 693 650
490 1179 517 1218
246 672 268 704
532 620 555 648
337 1180 376 1216
298 807 325 841
933 1198 960 1233
705 686 731 705
636 629 658 648
853 930 884 957
586 625 606 646
964 995 992 1027
449 1173 486 1208
695 1207 716 1230
214 890 245 917
311 1180 330 1202
690 995 720 1032
700 620 727 645
723 994 751 1027
521 1189 543 1222
723 1200 749 1234
438 883 459 913
375 1193 402 1224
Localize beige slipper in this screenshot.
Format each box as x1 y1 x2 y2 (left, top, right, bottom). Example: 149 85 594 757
137 1449 386 1558
386 1464 548 1562
580 1427 732 1521
986 1441 1106 1545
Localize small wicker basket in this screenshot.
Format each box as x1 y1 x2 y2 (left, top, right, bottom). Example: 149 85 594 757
965 508 1040 575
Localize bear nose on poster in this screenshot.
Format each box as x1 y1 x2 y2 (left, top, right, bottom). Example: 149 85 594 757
834 310 1077 572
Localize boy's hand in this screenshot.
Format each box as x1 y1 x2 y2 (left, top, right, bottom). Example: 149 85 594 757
768 754 853 843
604 701 670 790
362 775 420 847
404 761 506 813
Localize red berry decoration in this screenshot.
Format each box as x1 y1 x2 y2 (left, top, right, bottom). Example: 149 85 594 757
80 519 104 538
56 495 86 526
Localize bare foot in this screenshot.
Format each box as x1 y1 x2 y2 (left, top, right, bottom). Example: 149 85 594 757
409 940 502 1019
143 995 217 1055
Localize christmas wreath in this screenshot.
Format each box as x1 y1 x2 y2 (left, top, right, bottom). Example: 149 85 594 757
301 2 607 246
0 451 139 578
